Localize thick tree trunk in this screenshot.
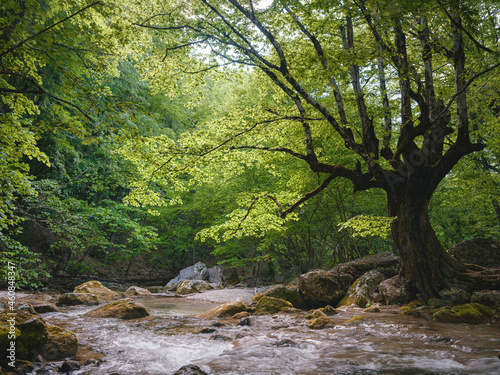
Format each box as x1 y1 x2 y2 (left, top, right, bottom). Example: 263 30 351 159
388 190 466 302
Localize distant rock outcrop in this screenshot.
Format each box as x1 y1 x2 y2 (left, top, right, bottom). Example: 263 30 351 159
165 262 240 291
448 237 500 268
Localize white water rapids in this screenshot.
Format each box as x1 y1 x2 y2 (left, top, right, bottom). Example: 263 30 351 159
39 297 500 375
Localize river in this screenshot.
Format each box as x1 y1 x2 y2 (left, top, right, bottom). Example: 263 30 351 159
39 296 500 375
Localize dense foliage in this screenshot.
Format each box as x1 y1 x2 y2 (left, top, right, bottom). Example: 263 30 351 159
0 0 498 291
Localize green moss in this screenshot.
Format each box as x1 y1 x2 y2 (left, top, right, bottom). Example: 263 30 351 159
307 316 335 329
401 306 421 317
433 303 494 323
255 297 293 315
344 315 368 324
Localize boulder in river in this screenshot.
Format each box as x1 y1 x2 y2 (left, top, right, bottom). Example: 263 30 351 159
338 269 386 308
176 280 213 295
252 284 307 309
433 303 494 323
24 300 59 313
166 262 240 291
124 286 152 297
255 296 293 315
307 315 335 329
83 298 149 319
74 280 119 303
448 237 500 268
471 290 500 312
173 364 209 375
41 325 78 360
56 292 99 307
0 298 78 367
196 299 246 319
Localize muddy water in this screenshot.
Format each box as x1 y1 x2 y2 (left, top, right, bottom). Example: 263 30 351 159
42 297 500 375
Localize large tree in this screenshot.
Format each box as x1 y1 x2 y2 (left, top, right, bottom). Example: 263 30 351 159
129 0 500 301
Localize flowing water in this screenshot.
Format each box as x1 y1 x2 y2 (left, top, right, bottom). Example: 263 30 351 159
40 297 500 375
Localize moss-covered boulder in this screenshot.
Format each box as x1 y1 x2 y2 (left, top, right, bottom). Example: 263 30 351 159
305 309 327 320
124 286 153 297
337 270 386 308
433 303 494 323
255 296 293 315
41 326 78 360
252 285 307 309
307 315 335 329
344 315 369 324
176 280 213 295
0 298 79 368
83 298 149 320
471 290 500 312
197 299 247 319
56 293 99 307
74 280 119 302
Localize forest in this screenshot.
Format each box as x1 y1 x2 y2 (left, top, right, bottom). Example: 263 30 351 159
1 0 499 301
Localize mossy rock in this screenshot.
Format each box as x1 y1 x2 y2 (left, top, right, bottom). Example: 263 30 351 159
337 270 385 308
26 300 59 314
363 305 381 313
124 286 152 297
433 303 494 323
74 280 119 302
344 315 368 324
197 299 247 319
305 309 327 320
255 297 293 315
56 293 99 307
401 307 422 317
83 298 149 320
307 316 335 329
252 285 307 309
42 326 78 360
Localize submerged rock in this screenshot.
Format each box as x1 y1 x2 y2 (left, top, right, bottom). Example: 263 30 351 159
433 303 494 323
252 284 307 309
255 296 293 315
83 298 149 320
196 299 246 319
56 293 99 307
338 269 386 308
448 237 500 267
173 364 209 375
73 280 119 303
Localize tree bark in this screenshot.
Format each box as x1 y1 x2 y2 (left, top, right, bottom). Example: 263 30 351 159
387 183 466 302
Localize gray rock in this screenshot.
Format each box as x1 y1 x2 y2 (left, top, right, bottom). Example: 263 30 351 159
334 252 400 278
439 287 471 304
378 276 409 305
338 269 386 308
448 237 500 267
174 365 209 375
176 280 213 295
299 269 354 308
471 290 500 311
165 262 209 289
207 265 240 287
